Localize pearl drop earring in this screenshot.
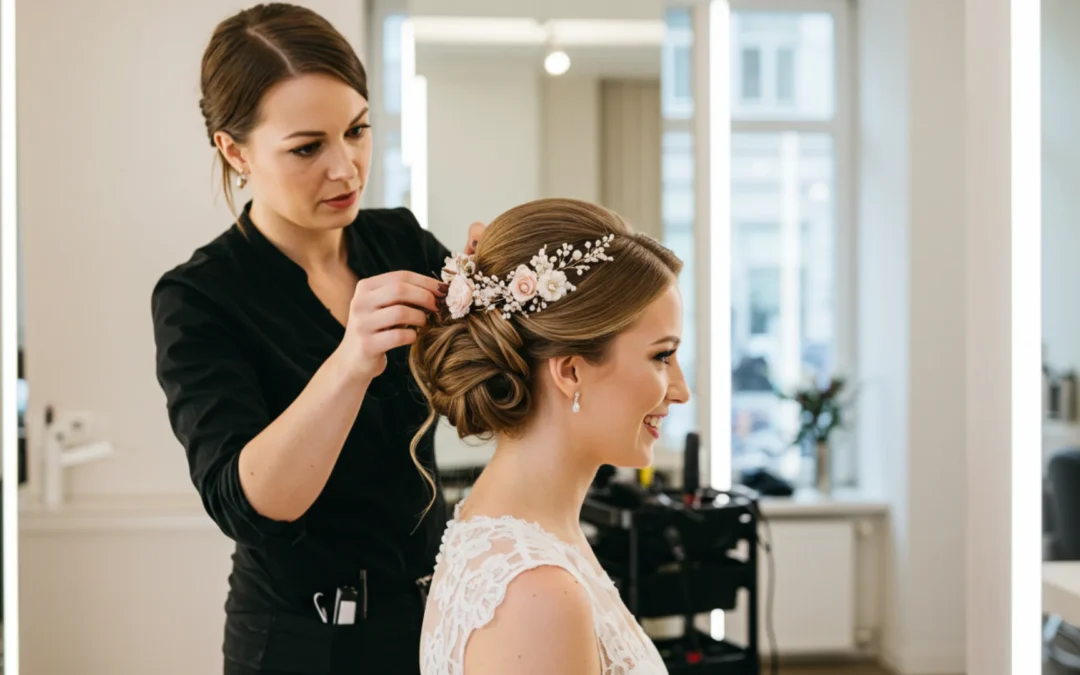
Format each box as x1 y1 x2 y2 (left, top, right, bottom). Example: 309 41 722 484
572 391 580 413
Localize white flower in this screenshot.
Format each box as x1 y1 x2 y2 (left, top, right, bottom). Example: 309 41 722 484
446 274 475 319
441 253 475 283
509 265 538 304
440 256 458 283
537 269 568 302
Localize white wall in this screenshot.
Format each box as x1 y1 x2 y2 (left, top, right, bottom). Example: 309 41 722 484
1042 0 1080 375
17 0 365 499
541 76 602 203
418 51 543 240
963 0 1018 672
857 1 967 672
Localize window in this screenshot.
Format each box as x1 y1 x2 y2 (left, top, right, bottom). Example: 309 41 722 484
730 9 850 487
379 13 412 210
776 47 795 103
740 48 762 101
660 10 697 452
661 5 852 488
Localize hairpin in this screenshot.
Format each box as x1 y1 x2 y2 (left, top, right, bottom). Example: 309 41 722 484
440 234 616 320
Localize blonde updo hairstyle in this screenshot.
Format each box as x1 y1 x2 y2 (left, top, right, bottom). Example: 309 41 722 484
407 198 682 508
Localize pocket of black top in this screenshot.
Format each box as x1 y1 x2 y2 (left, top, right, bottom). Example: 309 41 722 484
224 611 335 674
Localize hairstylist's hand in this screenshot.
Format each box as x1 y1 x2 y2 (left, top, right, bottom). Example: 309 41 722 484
337 271 445 382
464 222 487 256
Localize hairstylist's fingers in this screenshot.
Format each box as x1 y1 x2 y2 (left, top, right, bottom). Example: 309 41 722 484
464 221 487 255
375 270 445 296
362 281 440 313
366 305 428 332
370 328 419 353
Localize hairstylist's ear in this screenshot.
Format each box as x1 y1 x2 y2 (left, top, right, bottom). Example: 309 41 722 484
213 130 247 175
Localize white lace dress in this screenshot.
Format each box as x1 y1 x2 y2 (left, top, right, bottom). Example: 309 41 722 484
419 502 669 675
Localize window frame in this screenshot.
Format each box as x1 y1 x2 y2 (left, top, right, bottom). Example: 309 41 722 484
666 0 856 484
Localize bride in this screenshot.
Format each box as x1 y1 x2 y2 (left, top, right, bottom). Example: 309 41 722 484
408 197 690 674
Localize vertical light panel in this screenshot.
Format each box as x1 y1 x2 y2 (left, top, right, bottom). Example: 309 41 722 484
694 0 732 642
1 0 20 670
706 0 732 492
399 17 418 166
409 75 429 229
1010 0 1041 671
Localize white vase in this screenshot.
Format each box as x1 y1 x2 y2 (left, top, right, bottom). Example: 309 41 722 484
815 440 832 496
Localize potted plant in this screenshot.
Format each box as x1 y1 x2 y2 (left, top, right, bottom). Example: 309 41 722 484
776 375 855 495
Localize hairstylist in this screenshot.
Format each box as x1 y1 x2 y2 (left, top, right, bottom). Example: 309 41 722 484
150 4 483 674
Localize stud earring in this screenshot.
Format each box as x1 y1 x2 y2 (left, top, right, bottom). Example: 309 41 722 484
236 172 248 189
572 391 580 414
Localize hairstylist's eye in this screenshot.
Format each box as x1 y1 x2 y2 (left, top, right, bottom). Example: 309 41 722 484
654 349 676 365
290 141 321 158
347 123 371 139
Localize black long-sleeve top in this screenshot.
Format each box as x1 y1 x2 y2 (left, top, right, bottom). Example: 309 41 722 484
150 203 450 652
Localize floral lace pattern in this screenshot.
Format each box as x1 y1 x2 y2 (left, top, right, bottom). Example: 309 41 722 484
419 505 669 675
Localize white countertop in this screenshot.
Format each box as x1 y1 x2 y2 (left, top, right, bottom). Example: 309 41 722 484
758 488 889 518
17 486 887 533
19 492 217 533
1045 561 1080 625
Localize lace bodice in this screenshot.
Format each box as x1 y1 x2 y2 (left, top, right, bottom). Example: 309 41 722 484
419 503 669 675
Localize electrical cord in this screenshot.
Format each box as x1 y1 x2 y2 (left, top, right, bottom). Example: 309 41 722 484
715 489 778 675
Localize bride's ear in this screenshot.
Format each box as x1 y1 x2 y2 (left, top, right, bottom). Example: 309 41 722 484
546 355 581 403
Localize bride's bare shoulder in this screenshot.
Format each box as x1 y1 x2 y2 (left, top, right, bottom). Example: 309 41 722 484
463 565 600 675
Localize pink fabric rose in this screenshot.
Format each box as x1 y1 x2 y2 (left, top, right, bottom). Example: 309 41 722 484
509 264 538 304
446 274 475 319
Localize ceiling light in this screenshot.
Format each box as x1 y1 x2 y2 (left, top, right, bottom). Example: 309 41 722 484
544 50 571 75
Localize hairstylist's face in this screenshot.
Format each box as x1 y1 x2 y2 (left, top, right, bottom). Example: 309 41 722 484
234 73 372 231
574 283 691 468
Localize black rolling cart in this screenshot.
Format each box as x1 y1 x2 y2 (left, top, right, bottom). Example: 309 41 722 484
582 433 763 674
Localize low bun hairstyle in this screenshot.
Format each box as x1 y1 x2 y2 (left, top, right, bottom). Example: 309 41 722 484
407 198 682 512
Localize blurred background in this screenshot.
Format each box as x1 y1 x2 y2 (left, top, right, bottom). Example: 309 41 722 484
1 0 1031 674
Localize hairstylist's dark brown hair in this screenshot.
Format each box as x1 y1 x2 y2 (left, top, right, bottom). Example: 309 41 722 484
407 198 683 517
199 3 368 220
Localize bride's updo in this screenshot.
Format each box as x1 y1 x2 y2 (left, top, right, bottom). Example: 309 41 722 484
407 198 682 492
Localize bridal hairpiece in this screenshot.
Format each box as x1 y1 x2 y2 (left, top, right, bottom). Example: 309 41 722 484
440 234 616 320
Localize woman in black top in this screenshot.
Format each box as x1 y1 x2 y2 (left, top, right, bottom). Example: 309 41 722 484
150 5 479 674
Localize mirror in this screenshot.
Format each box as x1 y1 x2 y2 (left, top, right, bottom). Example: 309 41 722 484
1041 1 1080 671
4 0 945 673
375 0 686 483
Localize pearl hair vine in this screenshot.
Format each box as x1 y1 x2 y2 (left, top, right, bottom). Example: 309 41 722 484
439 234 616 320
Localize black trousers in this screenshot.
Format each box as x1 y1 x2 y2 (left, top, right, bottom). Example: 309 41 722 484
222 587 425 675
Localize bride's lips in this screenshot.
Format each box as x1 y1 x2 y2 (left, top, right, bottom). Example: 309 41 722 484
323 190 358 209
643 414 666 439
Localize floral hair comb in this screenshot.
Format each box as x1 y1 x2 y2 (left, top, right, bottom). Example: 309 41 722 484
440 234 616 320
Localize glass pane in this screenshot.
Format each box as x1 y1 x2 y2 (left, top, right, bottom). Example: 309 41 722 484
662 8 694 120
776 47 795 103
660 7 697 451
383 131 410 209
383 14 405 116
731 12 835 121
740 48 762 100
661 130 697 450
731 132 837 486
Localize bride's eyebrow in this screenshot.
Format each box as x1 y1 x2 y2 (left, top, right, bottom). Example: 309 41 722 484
651 336 680 346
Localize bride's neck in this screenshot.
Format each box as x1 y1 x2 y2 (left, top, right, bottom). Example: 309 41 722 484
465 426 598 539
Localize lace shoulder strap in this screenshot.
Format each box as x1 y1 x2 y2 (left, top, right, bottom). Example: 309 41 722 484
423 515 590 674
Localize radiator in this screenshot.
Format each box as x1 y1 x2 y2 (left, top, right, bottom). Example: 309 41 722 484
724 518 859 655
